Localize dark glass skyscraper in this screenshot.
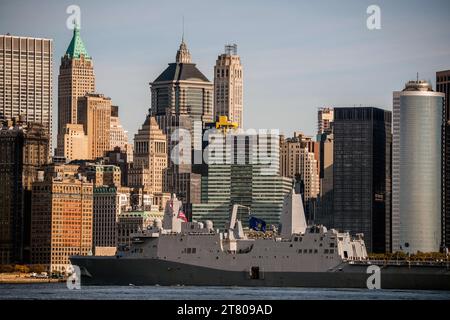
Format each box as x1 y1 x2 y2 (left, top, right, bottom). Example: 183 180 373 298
333 107 392 253
436 70 450 250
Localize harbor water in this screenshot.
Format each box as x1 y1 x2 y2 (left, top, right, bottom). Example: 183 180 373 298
0 283 449 300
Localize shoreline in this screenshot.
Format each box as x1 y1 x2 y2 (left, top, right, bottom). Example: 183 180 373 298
0 274 66 284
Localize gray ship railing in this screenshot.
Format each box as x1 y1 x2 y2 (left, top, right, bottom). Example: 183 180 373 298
348 259 450 266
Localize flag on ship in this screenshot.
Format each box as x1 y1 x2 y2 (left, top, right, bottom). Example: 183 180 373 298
249 216 266 232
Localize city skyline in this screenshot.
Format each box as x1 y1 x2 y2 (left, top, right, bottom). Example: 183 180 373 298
1 0 450 150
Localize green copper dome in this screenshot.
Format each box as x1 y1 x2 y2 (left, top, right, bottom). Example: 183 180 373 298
65 27 90 59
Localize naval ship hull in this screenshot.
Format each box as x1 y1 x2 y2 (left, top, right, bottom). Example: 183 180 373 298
70 256 450 290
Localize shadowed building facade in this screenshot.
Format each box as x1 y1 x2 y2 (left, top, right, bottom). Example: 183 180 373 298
0 119 49 264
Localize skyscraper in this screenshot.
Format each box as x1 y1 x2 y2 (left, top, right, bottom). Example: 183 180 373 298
436 70 450 249
150 39 213 214
0 35 53 155
128 114 167 194
77 93 112 160
110 105 132 156
317 107 334 135
392 80 444 253
333 107 392 253
57 27 95 156
192 118 292 228
214 44 243 128
279 132 320 221
31 168 93 272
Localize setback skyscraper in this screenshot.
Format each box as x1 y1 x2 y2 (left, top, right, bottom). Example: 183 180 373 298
150 39 213 215
0 35 53 155
56 27 95 156
214 44 243 128
392 80 444 253
333 107 392 253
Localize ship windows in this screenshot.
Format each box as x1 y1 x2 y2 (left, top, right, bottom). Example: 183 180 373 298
324 249 329 254
309 249 313 254
183 248 197 254
314 249 318 254
330 243 335 248
303 249 307 253
343 251 348 258
330 249 335 254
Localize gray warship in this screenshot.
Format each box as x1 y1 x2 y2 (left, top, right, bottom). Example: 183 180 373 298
70 190 450 290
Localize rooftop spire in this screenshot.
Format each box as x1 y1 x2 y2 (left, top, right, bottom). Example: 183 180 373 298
65 26 90 59
176 38 192 64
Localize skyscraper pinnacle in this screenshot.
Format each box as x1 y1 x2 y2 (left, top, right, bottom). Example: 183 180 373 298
176 38 192 64
65 26 90 59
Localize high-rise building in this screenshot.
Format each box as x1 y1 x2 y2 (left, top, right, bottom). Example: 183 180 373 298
0 119 49 264
77 93 112 160
0 35 53 155
30 169 93 272
150 39 213 134
57 27 95 150
436 70 450 250
150 39 213 214
333 107 392 253
392 80 444 253
214 44 243 128
110 105 132 155
192 118 292 228
128 114 167 193
280 132 320 199
317 107 334 135
57 123 88 161
93 186 120 252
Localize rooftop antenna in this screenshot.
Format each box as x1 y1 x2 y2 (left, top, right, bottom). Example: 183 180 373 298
182 15 185 43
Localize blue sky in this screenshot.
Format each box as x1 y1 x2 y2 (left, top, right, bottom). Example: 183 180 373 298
1 0 450 146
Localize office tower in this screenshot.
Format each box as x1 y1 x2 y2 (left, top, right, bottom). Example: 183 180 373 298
110 105 132 154
57 27 95 147
333 107 392 253
150 39 213 214
0 119 49 264
77 93 112 159
93 186 120 252
57 123 88 161
128 114 167 193
104 147 131 187
436 70 450 249
280 132 320 199
192 117 292 228
150 39 213 133
31 169 93 272
214 44 244 128
317 107 334 135
0 35 53 155
392 80 444 253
